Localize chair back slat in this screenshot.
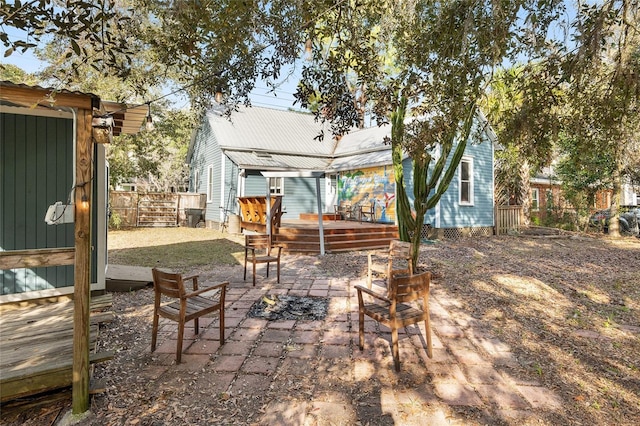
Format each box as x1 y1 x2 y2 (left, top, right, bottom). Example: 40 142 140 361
387 240 413 278
389 272 430 304
389 240 411 257
152 268 185 299
245 233 271 249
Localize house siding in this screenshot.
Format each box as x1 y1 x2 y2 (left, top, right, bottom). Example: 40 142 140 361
221 156 239 220
190 118 224 223
438 139 494 228
1 112 74 294
281 176 326 220
187 106 496 235
403 127 494 230
243 172 325 220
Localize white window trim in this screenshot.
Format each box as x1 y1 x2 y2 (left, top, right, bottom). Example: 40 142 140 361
269 176 284 195
459 156 474 206
207 165 214 203
193 169 200 193
220 153 227 222
531 188 540 211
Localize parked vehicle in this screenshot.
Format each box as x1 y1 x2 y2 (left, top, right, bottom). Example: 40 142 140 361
589 207 640 235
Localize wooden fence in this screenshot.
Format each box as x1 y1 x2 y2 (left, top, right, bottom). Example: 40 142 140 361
109 191 206 227
495 205 523 235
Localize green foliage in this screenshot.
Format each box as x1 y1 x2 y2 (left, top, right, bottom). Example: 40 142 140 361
0 64 39 85
108 211 123 230
1 0 134 82
106 109 197 190
5 1 638 244
484 2 640 236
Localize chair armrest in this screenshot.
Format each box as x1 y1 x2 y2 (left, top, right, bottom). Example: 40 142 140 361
186 281 229 298
354 284 391 303
183 274 199 290
367 250 389 263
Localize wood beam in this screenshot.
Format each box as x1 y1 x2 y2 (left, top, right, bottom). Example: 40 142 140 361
0 248 75 270
0 85 96 110
72 107 93 414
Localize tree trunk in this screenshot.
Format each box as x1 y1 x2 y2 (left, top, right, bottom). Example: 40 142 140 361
520 161 531 226
608 157 623 237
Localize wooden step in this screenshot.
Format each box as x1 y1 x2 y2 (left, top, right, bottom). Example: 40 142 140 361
273 224 399 254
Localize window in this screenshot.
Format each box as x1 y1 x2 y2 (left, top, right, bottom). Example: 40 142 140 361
269 177 284 195
193 169 200 193
207 165 214 203
531 188 539 211
459 158 473 205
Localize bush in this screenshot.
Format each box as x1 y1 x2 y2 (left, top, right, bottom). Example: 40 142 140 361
109 211 123 230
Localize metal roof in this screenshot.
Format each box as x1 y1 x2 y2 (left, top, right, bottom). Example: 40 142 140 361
332 124 391 156
101 101 150 136
194 105 495 172
328 150 393 172
200 106 394 171
224 150 330 171
207 105 336 156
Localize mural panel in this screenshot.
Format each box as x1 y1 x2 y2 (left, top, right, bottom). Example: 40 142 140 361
338 166 396 223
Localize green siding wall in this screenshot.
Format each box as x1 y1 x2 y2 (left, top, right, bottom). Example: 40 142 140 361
1 112 74 294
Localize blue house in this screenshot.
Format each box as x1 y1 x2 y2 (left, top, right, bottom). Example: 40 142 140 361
187 105 496 238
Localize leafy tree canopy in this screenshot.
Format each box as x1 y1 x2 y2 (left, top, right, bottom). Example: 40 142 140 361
3 0 638 240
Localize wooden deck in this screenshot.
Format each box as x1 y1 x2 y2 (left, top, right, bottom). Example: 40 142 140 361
274 218 400 254
0 294 114 403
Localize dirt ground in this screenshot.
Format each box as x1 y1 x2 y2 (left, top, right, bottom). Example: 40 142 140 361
1 232 639 425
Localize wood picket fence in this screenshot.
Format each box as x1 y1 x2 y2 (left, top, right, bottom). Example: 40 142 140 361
109 191 206 227
495 205 522 235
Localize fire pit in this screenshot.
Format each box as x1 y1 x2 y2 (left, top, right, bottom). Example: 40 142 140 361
248 294 329 321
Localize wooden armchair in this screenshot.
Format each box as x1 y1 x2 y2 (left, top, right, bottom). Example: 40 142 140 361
244 233 282 286
367 240 413 288
334 201 355 220
355 271 433 371
151 268 227 363
359 202 376 222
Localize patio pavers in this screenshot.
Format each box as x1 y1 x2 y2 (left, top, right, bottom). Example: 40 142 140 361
144 258 563 424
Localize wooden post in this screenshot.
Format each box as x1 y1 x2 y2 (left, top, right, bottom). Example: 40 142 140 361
72 107 93 414
315 175 325 255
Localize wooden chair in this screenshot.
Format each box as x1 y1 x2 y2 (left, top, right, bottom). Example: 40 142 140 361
334 201 354 220
244 233 282 286
151 268 227 363
367 240 413 288
359 202 376 222
355 271 433 371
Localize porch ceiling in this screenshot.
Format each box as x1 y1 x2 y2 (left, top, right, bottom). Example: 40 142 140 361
101 101 149 136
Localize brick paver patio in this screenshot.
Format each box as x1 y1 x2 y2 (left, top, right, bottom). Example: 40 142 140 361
145 256 562 425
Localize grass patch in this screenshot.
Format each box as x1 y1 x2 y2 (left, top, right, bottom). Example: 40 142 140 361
108 227 245 271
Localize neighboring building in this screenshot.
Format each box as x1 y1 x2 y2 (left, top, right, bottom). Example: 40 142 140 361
186 105 497 237
114 178 188 193
529 167 637 223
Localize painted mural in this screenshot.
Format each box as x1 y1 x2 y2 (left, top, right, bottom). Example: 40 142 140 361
338 166 396 223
